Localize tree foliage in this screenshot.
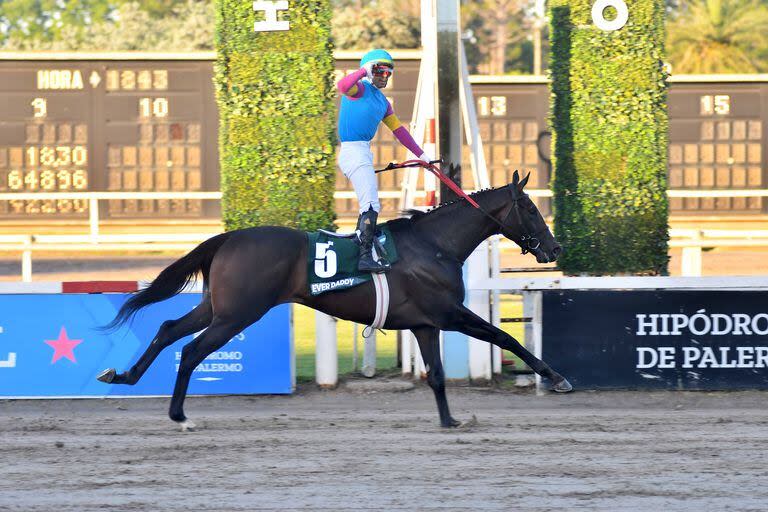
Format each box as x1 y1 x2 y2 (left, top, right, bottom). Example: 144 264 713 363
0 0 113 43
461 0 530 74
331 0 420 49
666 0 768 73
1 0 213 50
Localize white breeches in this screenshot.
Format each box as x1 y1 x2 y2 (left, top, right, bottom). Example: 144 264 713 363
338 141 380 214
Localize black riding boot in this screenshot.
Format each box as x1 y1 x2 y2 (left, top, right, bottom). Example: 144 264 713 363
356 207 391 273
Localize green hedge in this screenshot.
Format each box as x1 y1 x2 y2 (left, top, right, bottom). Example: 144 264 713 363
549 0 669 275
215 0 336 231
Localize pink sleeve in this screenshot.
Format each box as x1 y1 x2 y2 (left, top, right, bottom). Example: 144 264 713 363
337 68 367 97
392 126 424 158
385 101 394 117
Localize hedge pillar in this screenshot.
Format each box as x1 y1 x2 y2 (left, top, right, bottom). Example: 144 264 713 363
549 0 669 275
215 0 336 231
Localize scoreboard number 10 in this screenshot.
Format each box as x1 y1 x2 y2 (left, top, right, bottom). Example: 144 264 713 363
139 97 169 118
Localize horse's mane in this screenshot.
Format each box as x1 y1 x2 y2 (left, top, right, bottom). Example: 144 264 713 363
398 185 507 221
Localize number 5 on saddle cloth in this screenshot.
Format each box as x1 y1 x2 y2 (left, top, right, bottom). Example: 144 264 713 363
307 227 398 296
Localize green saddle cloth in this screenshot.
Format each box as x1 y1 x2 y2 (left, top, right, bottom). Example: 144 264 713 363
307 226 399 296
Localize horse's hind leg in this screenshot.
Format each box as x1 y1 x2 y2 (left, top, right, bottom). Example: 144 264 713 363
412 327 460 428
97 295 213 385
447 305 572 393
167 315 252 430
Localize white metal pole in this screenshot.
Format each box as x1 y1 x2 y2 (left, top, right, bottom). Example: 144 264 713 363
315 311 337 388
459 41 490 190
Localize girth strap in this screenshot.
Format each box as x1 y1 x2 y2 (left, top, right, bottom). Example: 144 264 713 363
363 271 390 338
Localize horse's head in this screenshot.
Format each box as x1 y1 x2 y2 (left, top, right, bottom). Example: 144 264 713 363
499 171 562 264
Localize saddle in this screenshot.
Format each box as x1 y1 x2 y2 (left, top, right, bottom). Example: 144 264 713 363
317 228 391 261
307 226 398 296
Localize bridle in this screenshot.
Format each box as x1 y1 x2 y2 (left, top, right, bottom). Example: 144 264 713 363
501 189 544 255
376 159 545 255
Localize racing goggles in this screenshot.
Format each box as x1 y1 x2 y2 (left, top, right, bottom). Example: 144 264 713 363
372 64 393 78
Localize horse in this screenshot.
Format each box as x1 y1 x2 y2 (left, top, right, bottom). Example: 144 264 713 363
97 170 571 430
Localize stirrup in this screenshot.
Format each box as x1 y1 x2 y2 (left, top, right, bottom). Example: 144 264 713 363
358 256 391 273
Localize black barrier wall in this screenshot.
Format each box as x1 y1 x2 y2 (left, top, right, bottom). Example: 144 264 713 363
542 290 768 390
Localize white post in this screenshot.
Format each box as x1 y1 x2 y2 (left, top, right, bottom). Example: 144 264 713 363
352 323 359 371
467 241 491 380
681 246 702 276
490 236 502 374
22 252 32 282
361 330 376 377
414 334 426 377
315 311 337 388
401 330 414 376
89 198 99 241
529 291 544 393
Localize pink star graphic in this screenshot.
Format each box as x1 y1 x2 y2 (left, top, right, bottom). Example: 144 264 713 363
44 327 83 364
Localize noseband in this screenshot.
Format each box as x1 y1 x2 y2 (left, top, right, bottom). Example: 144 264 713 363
500 188 544 255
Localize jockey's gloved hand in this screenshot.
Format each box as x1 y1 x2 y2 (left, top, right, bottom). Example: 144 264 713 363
362 62 375 80
418 152 436 165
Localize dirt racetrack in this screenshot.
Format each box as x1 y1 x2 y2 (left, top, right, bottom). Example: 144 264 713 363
1 384 767 512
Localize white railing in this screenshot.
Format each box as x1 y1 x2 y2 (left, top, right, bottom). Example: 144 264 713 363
2 189 768 281
669 229 768 276
0 189 422 282
523 188 768 277
0 191 224 281
0 233 221 282
0 191 222 239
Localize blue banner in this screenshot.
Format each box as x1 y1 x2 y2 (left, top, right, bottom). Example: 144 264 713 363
0 294 292 397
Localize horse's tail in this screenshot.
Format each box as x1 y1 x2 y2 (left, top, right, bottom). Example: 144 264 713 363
101 232 233 332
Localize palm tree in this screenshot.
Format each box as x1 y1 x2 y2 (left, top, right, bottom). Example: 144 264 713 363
667 0 768 73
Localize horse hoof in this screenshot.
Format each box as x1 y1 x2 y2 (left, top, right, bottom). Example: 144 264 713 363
441 418 461 428
96 368 116 384
178 420 196 432
553 377 573 393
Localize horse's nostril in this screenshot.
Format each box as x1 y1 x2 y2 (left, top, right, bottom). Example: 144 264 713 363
552 245 563 259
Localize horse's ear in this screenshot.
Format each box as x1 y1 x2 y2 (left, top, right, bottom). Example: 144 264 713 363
512 170 520 186
520 172 530 189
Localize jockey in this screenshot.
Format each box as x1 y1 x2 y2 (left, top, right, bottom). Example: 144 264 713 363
336 48 432 273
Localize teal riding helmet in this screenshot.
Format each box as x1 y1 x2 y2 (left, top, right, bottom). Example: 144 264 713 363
360 49 394 69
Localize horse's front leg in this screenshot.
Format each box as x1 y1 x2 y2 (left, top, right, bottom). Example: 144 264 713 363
445 305 573 393
411 327 460 428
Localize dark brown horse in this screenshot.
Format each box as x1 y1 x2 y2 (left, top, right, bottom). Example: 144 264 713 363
97 171 570 430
